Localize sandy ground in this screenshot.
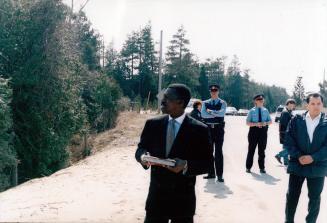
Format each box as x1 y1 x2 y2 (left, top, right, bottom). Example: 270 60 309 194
0 112 326 223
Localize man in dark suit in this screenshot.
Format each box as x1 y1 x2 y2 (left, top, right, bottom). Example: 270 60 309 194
135 83 212 223
284 93 327 223
275 98 296 165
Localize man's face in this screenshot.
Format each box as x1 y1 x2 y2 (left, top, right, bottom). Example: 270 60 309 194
161 88 183 115
210 88 219 97
307 96 323 116
255 98 264 106
287 103 296 110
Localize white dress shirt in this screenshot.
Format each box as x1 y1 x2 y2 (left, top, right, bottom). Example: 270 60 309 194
305 112 321 143
168 112 186 137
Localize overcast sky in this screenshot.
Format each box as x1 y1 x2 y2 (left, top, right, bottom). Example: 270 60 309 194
64 0 327 94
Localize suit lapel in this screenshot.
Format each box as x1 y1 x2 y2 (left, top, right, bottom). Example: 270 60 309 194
160 115 169 158
301 112 311 145
312 113 326 144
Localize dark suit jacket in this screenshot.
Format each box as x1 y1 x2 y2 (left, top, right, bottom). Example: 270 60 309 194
135 114 212 217
279 109 293 144
284 112 327 178
189 108 204 123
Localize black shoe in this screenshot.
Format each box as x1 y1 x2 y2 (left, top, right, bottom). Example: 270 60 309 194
275 155 282 164
217 176 224 183
260 169 266 174
203 174 215 179
246 169 251 173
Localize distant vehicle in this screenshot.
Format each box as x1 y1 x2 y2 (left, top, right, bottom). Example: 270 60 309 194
226 106 238 115
292 109 306 116
275 105 285 122
185 98 201 114
237 109 249 116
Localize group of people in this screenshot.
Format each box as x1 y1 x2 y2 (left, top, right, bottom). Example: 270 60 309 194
189 85 271 177
135 83 327 223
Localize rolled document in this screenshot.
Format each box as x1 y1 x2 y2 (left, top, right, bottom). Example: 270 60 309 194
141 154 176 167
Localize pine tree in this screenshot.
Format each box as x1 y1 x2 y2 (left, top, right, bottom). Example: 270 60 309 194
318 73 327 106
199 65 209 100
293 76 305 105
164 26 199 96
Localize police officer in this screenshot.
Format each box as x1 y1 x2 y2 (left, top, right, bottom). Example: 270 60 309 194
201 84 227 182
246 94 272 174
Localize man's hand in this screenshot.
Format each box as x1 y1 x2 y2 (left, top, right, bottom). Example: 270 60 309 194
165 158 187 174
207 109 212 113
299 155 314 165
140 153 168 168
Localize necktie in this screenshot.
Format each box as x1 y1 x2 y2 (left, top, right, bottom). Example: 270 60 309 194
166 119 176 157
258 107 262 122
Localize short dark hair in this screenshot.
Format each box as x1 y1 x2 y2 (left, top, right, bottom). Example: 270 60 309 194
285 99 296 105
167 83 191 108
193 100 202 109
306 93 324 103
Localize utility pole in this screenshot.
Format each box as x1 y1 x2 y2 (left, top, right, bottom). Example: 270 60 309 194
79 0 91 12
71 0 74 12
157 30 163 113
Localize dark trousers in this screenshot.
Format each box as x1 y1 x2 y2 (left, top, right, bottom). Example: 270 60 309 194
208 124 225 177
285 174 325 223
246 127 267 170
144 214 193 223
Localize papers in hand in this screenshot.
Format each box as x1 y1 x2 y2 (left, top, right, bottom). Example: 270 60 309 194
141 154 176 167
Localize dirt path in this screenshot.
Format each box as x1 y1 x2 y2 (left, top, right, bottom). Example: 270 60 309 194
0 112 326 222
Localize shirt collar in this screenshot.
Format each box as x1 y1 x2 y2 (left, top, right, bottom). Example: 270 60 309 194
169 112 186 125
305 112 321 121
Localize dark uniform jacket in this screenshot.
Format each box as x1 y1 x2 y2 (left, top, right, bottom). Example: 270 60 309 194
135 115 212 217
284 112 327 178
279 109 293 144
189 108 204 123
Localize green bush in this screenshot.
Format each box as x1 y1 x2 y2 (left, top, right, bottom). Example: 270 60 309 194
82 74 121 132
0 78 16 191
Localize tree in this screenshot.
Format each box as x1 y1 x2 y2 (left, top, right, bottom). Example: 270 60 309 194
198 65 209 100
293 76 305 105
0 78 16 191
164 26 199 96
137 23 158 103
319 77 327 106
109 24 158 104
8 0 85 181
224 55 243 108
74 11 101 71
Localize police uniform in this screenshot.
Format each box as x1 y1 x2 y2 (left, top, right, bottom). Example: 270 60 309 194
201 84 227 181
246 94 272 173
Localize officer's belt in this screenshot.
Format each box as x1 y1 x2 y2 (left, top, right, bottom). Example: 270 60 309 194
205 122 225 128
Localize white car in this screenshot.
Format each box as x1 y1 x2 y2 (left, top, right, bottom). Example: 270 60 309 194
237 109 249 116
226 106 238 115
275 105 285 122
